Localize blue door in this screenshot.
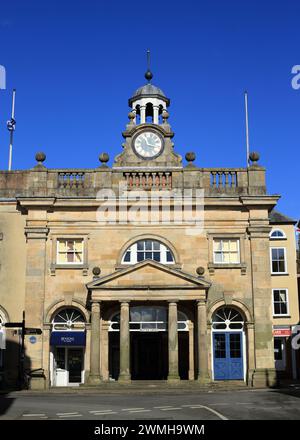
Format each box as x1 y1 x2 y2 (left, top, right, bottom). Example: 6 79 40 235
213 332 244 380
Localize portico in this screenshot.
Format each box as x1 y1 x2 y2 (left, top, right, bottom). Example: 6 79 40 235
86 260 211 383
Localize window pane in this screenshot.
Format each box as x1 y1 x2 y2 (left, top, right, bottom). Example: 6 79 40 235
166 251 173 262
229 240 238 251
214 334 226 358
222 241 230 251
137 241 144 251
272 248 278 260
274 303 281 315
58 241 66 252
74 241 83 252
67 241 74 251
153 241 160 250
279 291 287 302
75 252 82 263
273 290 280 302
214 252 223 263
223 252 230 263
145 240 152 250
57 253 67 263
123 251 131 262
229 252 239 263
67 252 74 263
213 240 222 251
280 303 288 314
153 252 160 261
230 334 241 358
137 252 144 262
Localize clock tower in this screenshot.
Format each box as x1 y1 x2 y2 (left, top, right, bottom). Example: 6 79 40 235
113 67 182 168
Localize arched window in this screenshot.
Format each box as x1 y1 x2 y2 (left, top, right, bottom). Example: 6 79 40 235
52 308 85 331
121 239 175 264
270 229 286 239
212 307 244 330
135 105 141 124
145 102 154 123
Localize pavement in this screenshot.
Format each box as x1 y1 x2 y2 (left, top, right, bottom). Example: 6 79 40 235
1 385 300 420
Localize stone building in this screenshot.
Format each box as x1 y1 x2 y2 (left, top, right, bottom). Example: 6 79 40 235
0 70 299 389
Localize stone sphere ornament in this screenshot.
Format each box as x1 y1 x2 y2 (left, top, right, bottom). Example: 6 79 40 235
35 152 46 164
92 266 101 276
128 111 135 121
196 266 205 276
99 153 109 164
249 151 260 164
162 110 169 122
185 152 196 164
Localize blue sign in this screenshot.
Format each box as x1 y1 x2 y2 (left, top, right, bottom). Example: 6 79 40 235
29 336 37 344
50 331 86 346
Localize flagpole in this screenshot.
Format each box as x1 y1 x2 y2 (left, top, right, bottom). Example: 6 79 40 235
7 89 16 171
244 91 250 167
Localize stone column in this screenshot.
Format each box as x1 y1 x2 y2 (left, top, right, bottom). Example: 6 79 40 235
88 301 101 384
140 106 146 124
153 105 159 124
168 301 180 381
197 299 210 383
119 301 131 382
188 320 195 380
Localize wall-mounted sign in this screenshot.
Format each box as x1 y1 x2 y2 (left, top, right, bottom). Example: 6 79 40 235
29 336 37 344
50 331 86 346
273 329 291 337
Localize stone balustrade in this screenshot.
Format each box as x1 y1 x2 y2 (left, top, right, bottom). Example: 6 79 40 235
124 171 172 190
210 170 237 188
58 172 85 188
0 165 266 198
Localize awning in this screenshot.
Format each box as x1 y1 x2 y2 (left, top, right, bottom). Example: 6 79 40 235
50 331 86 346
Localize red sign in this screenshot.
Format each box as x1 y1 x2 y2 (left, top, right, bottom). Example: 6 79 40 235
273 329 291 337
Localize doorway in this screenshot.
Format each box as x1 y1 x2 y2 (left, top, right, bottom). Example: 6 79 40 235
53 347 84 386
131 332 168 380
213 332 244 380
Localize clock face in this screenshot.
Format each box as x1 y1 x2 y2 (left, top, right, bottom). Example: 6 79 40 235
133 131 164 159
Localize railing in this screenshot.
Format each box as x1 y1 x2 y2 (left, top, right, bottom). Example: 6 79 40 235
210 170 237 189
124 172 172 190
58 172 85 188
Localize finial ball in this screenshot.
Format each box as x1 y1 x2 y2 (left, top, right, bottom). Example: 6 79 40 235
145 69 153 82
128 112 135 120
249 151 260 163
35 152 46 163
99 153 109 163
185 152 196 163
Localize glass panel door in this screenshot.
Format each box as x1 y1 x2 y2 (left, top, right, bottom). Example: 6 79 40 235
68 349 83 383
54 347 68 386
213 332 244 380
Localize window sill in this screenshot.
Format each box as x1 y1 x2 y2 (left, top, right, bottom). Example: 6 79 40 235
273 315 291 318
208 262 246 275
271 273 289 276
50 264 88 276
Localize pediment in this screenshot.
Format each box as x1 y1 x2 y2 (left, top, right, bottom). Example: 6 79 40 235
87 260 211 290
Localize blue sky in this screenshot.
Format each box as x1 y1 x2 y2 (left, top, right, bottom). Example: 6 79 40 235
0 0 299 220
